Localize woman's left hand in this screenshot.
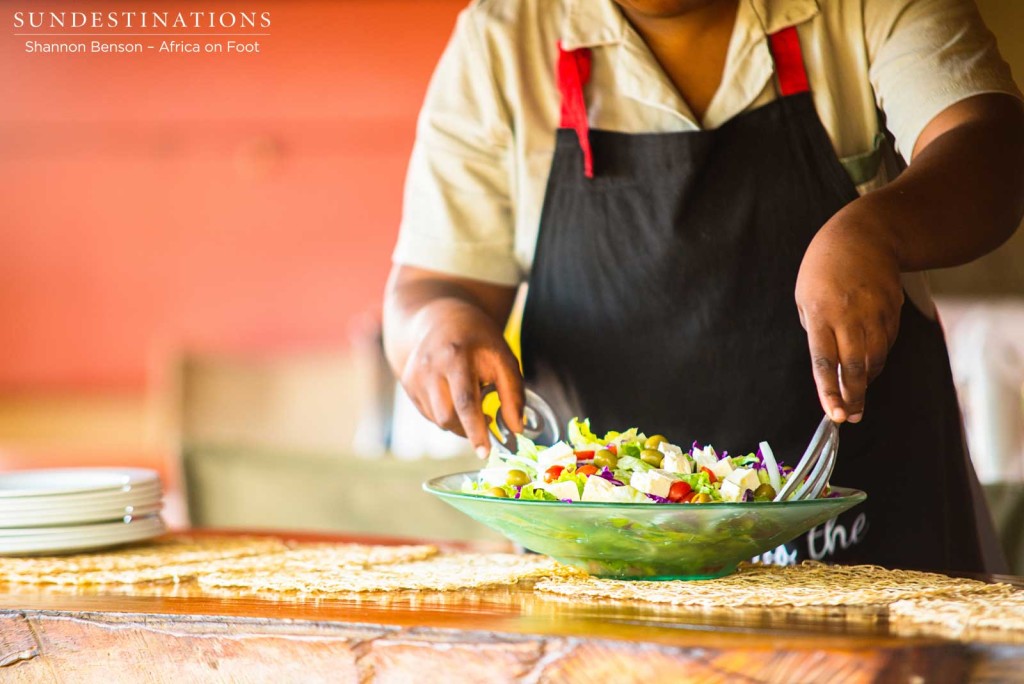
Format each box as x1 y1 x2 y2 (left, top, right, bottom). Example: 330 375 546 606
795 210 905 424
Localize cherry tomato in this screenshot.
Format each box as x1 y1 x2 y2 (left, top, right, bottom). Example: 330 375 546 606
576 464 599 477
544 466 564 483
680 491 696 504
668 481 692 502
701 466 717 484
574 450 595 461
607 445 618 456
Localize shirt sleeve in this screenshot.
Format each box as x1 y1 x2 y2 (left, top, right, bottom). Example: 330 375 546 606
865 0 1022 162
392 7 521 286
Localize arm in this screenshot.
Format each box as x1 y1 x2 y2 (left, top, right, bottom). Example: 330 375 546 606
386 7 525 454
797 93 1024 423
383 266 524 457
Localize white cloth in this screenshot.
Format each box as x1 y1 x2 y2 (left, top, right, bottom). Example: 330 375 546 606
389 385 475 461
393 0 1020 316
941 298 1024 483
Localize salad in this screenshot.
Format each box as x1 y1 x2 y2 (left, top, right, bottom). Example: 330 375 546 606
464 418 827 504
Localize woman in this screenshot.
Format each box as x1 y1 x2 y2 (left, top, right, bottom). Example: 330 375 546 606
383 0 1023 573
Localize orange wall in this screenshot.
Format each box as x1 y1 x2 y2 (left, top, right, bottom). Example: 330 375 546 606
1 0 465 388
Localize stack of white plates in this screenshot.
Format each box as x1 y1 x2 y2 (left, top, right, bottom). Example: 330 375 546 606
0 468 165 555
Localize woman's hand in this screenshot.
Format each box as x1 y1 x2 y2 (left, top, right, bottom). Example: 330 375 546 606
400 299 524 455
795 213 904 424
383 266 523 458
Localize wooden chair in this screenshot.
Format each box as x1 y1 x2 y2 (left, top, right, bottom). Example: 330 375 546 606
171 346 499 541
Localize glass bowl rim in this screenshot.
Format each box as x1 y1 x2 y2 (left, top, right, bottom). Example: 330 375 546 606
424 470 867 509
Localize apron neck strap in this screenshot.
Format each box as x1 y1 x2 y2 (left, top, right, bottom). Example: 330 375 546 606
556 26 808 177
767 26 810 96
557 43 594 178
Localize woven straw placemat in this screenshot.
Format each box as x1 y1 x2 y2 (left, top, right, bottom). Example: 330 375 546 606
0 536 289 585
198 552 581 595
534 561 1012 609
890 589 1024 636
4 533 1020 641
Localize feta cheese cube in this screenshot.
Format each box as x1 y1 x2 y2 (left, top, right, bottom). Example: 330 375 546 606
660 444 692 475
581 475 618 502
543 479 580 502
720 467 761 502
710 457 735 480
629 469 676 498
537 442 576 473
737 468 761 491
692 446 719 469
608 485 646 503
478 467 513 487
658 442 683 458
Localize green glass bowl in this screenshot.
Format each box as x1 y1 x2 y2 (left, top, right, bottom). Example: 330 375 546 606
425 471 867 580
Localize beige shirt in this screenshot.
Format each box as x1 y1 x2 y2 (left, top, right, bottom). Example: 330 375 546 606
393 0 1020 310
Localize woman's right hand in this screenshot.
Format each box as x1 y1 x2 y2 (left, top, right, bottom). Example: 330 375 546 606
383 266 524 458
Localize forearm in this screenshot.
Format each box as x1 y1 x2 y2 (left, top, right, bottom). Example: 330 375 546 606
838 94 1024 272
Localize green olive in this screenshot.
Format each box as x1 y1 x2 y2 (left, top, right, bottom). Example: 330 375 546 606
691 492 713 504
488 487 509 498
640 449 664 468
644 434 668 449
593 449 618 469
753 483 777 502
506 470 531 487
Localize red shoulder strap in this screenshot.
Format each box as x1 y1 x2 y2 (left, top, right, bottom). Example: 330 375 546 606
767 26 810 97
557 43 594 178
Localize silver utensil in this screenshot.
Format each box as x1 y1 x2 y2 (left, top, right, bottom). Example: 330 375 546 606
774 415 839 501
481 384 561 454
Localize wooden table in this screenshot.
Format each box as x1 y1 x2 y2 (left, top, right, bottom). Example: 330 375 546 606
0 531 1021 683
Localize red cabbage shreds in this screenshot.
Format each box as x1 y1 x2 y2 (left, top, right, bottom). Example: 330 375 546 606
514 486 523 500
597 467 624 486
690 441 703 454
646 493 671 504
742 489 754 502
718 450 729 460
560 498 575 503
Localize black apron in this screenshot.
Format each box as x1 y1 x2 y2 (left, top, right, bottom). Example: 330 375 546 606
520 26 1004 574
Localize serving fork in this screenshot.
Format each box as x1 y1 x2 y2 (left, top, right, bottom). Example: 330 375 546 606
774 415 840 501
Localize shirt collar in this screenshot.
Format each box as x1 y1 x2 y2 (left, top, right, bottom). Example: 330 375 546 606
560 0 820 50
749 0 819 34
559 0 626 50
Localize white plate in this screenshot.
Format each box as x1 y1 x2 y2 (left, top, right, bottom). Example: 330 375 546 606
0 514 167 538
0 468 160 498
0 516 165 555
0 484 162 513
0 503 163 529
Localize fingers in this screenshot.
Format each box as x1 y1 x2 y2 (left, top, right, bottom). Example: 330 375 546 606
865 320 890 382
810 319 896 424
836 326 867 422
413 348 522 459
490 348 525 435
447 363 491 458
425 377 463 436
807 324 846 423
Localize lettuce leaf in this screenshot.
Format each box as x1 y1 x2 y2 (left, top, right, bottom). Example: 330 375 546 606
567 417 600 448
605 427 640 446
515 484 558 501
615 455 653 473
558 467 592 491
